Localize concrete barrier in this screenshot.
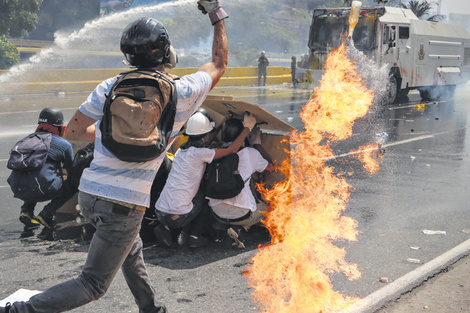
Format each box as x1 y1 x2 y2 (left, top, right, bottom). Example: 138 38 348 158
0 66 292 95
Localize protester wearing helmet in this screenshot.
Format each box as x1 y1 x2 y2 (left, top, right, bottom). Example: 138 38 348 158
7 108 74 240
154 112 256 248
208 120 272 248
2 1 229 313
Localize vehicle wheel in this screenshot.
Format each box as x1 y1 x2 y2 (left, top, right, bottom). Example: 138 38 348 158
397 88 409 98
441 85 456 100
419 86 440 101
418 86 456 101
386 75 398 105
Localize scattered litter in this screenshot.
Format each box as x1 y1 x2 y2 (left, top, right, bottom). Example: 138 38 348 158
410 156 416 160
435 117 439 120
414 104 426 109
410 128 415 132
410 246 420 250
287 117 294 122
376 132 388 144
407 258 421 264
405 119 414 122
426 164 431 167
462 229 470 234
423 229 446 235
378 277 390 283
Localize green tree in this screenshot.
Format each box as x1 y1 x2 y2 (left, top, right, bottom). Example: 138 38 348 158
0 0 43 38
0 36 20 69
28 0 99 40
0 0 42 69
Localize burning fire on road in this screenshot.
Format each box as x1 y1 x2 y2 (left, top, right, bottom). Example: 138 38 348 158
244 34 383 313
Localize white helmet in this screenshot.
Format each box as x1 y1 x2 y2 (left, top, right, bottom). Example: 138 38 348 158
185 112 213 136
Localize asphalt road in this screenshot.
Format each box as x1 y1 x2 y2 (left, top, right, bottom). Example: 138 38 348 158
0 84 469 312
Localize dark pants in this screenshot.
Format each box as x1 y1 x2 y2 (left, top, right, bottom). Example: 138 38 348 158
10 192 166 313
19 176 74 218
156 188 211 236
258 68 267 86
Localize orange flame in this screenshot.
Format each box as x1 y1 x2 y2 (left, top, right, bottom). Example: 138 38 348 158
244 43 381 312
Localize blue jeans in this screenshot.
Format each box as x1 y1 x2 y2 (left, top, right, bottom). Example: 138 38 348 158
10 192 166 313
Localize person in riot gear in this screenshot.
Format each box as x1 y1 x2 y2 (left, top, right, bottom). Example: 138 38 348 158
258 51 269 86
7 108 74 240
0 1 229 312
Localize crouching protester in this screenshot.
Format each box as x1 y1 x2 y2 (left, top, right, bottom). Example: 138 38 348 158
154 112 256 248
207 122 272 249
0 0 229 312
7 108 74 239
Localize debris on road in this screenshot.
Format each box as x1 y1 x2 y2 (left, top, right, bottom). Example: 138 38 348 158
423 230 446 235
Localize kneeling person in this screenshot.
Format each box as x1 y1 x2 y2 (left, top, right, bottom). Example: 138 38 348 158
7 108 74 238
207 120 271 248
154 112 256 248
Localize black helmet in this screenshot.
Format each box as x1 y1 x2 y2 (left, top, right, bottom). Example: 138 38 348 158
120 17 171 68
196 107 213 123
38 108 64 127
221 118 244 143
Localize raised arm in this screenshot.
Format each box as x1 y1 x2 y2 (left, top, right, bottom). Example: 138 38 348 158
197 0 229 90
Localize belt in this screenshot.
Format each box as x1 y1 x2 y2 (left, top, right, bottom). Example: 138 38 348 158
213 211 251 223
95 196 146 211
155 209 180 221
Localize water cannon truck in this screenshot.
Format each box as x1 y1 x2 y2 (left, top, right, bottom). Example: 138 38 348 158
301 0 470 104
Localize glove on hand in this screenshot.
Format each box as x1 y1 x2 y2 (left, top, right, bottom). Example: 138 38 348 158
243 113 256 130
197 0 229 25
249 126 262 145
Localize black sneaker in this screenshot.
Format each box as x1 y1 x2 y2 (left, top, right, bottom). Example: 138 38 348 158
33 211 57 229
227 227 245 249
153 224 176 248
20 227 37 239
188 235 209 248
19 213 40 228
37 227 55 241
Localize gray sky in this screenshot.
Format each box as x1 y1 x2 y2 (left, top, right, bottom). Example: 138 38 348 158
439 0 470 18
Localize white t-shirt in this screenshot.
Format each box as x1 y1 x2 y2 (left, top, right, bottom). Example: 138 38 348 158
78 71 212 207
208 147 268 212
155 146 215 215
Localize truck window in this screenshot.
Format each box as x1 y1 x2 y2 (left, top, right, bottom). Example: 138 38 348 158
383 25 396 45
399 27 409 39
309 11 376 54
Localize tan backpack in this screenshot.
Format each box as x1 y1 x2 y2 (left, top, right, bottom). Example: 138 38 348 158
100 69 177 162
